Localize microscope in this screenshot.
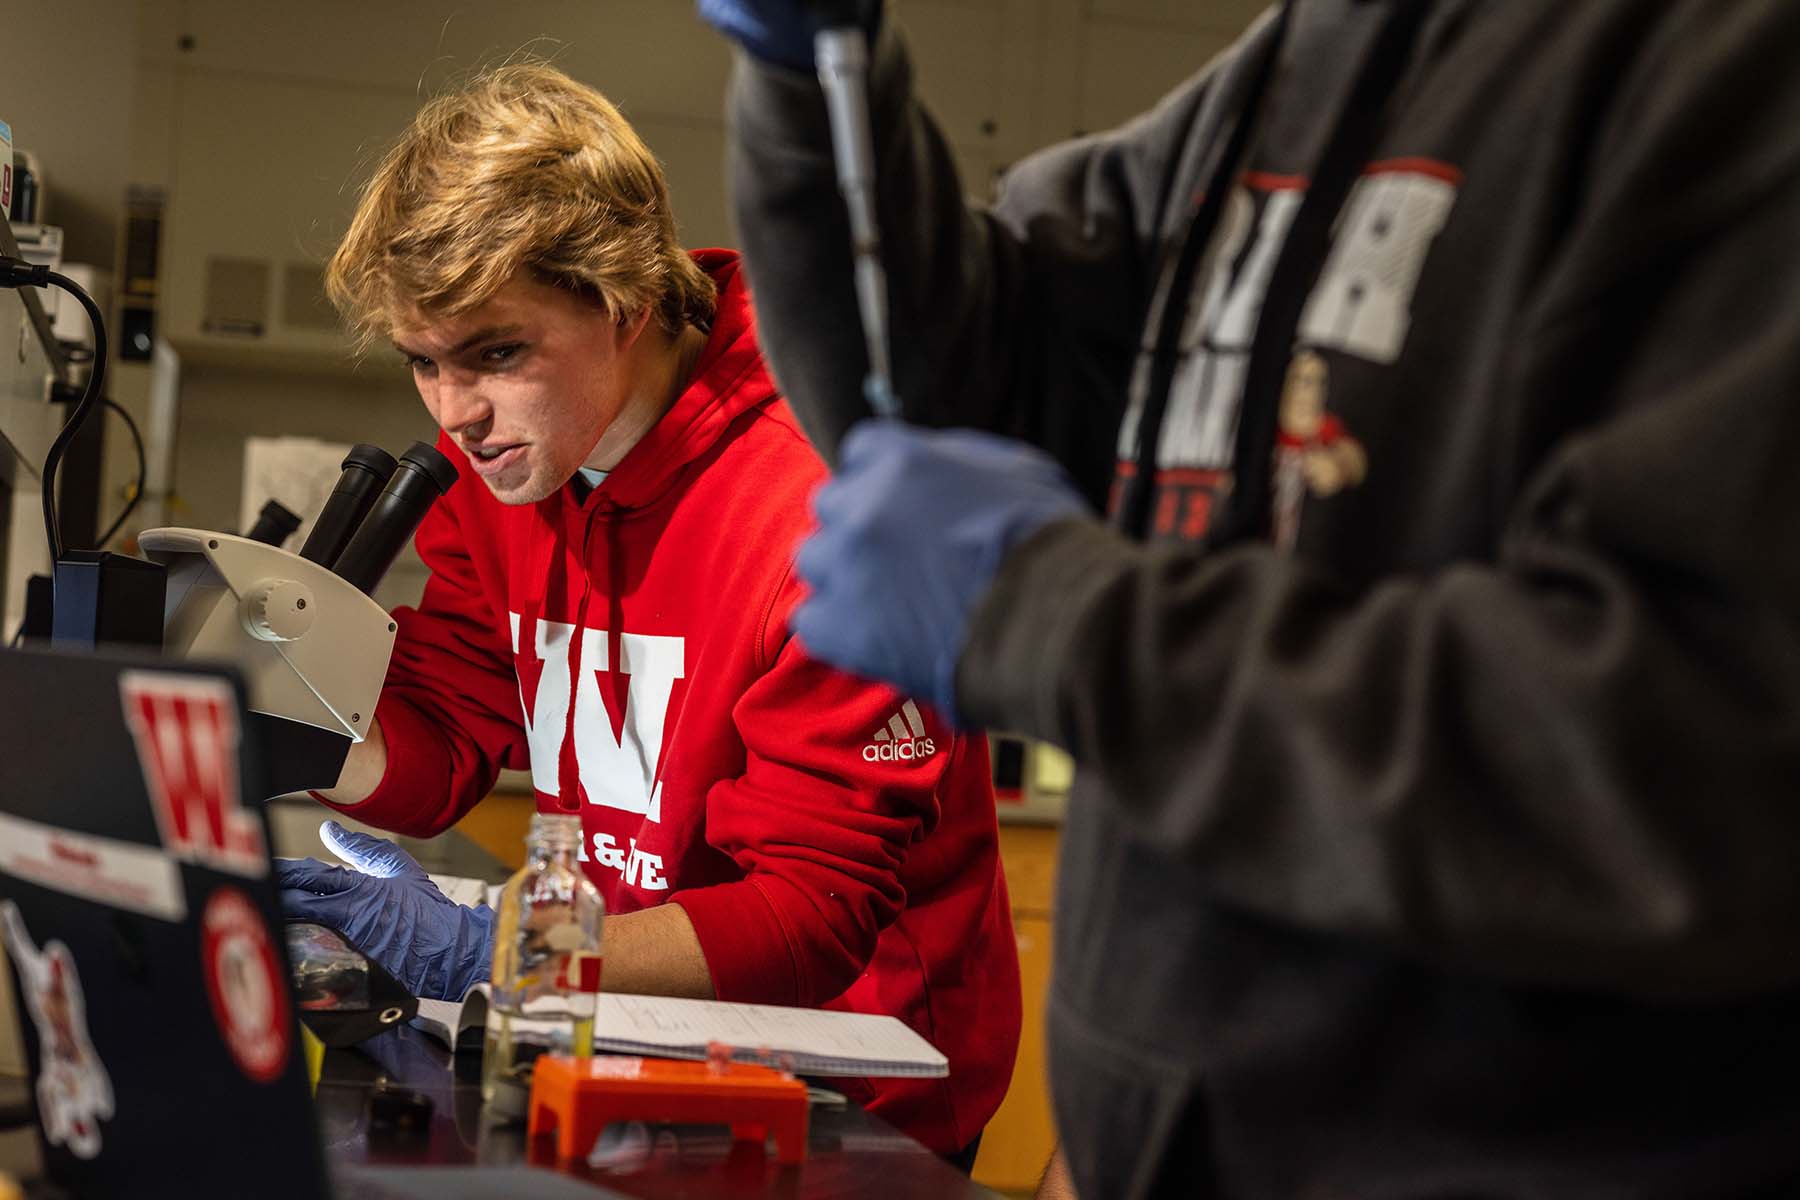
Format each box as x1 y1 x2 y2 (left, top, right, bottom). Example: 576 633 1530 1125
138 442 459 797
3 254 459 796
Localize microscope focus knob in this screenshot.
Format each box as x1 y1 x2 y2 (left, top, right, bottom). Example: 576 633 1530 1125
240 578 317 643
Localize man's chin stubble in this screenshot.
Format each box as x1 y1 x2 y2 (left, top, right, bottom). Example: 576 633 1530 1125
487 476 555 506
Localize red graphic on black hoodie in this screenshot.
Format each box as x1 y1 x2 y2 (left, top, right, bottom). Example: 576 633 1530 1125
1273 350 1366 550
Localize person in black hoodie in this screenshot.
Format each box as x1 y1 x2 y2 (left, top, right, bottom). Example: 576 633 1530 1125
703 1 1800 1196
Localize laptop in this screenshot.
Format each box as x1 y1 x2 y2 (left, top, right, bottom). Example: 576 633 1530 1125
0 643 331 1198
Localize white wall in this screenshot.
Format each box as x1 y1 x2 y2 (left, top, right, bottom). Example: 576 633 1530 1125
0 0 138 269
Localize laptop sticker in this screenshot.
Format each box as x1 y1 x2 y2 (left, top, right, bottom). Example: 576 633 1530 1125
119 671 268 878
200 887 293 1084
0 903 116 1159
0 812 186 922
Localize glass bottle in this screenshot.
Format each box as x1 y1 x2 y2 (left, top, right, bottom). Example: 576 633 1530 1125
481 812 604 1120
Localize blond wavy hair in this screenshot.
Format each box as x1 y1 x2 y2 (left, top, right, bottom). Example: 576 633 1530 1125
327 62 716 347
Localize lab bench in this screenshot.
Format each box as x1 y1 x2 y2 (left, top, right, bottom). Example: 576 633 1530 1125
443 787 1066 1195
267 742 1071 1196
320 1025 1000 1199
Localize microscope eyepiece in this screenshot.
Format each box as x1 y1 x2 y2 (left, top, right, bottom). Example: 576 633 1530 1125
299 444 398 567
400 440 460 495
329 442 459 596
245 499 303 547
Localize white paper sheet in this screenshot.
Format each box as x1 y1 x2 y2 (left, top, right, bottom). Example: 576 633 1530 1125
594 993 948 1077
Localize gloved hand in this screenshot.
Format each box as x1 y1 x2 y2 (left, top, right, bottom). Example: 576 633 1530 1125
696 0 881 71
793 421 1090 725
275 820 495 1001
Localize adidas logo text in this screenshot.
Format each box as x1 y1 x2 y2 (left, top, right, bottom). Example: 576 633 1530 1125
862 699 938 763
863 738 938 763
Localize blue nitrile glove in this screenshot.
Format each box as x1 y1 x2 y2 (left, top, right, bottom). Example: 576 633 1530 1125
696 0 881 71
792 421 1090 726
275 821 495 1001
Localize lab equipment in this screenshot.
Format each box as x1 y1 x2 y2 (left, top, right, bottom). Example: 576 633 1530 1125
286 920 374 1012
282 919 418 1049
139 440 458 794
697 1 897 418
483 813 605 1122
330 442 460 595
244 498 302 548
527 1054 810 1165
298 443 397 566
814 22 898 419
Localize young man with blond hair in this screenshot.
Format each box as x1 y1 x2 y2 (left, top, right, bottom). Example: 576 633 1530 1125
274 63 1019 1163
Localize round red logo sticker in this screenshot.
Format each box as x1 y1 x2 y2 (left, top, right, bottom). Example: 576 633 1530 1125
200 887 291 1083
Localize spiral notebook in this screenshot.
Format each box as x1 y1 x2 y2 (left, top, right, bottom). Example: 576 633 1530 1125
415 990 948 1079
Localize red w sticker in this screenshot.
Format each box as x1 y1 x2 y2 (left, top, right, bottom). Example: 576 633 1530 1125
119 671 266 878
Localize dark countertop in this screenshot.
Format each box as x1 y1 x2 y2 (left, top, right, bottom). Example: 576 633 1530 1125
319 1026 1000 1199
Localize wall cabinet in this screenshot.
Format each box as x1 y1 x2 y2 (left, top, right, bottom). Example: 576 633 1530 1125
972 824 1061 1193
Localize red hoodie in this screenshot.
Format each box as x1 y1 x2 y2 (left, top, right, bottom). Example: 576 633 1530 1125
332 251 1020 1153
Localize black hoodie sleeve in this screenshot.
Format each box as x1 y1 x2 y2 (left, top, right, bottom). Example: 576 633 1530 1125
725 22 1227 506
959 1 1800 1002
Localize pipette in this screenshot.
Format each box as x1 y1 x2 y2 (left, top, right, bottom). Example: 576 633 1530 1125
812 19 900 419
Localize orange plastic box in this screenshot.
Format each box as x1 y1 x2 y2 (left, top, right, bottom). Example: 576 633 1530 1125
527 1054 811 1164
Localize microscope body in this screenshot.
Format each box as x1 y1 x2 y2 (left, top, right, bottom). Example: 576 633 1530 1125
127 441 459 796
141 529 395 744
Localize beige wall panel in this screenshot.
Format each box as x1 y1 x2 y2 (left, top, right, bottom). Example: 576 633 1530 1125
892 1 1007 149
626 116 732 251
160 71 420 351
126 61 179 189
172 0 732 124
3 0 138 267
135 0 187 67
1075 20 1240 136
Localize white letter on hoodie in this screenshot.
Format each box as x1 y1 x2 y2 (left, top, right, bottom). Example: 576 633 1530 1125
573 632 684 823
511 613 575 798
1298 170 1457 364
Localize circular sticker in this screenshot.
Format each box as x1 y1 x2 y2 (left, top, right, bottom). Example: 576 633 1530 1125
200 887 291 1084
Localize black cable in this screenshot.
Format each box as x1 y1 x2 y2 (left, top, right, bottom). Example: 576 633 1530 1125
39 275 108 562
1 258 108 563
97 397 146 548
38 350 143 549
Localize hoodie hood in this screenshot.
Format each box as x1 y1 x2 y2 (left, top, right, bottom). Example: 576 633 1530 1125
577 249 777 514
